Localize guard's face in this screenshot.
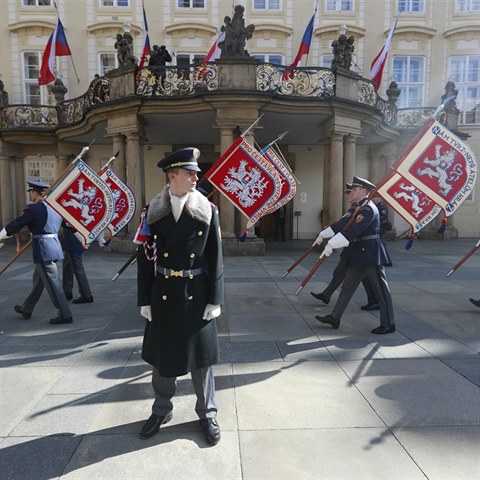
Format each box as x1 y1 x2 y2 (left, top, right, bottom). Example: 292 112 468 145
169 168 198 196
350 186 367 202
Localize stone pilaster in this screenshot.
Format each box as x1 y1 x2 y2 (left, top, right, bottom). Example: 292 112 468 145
0 155 13 225
111 133 126 182
343 135 356 210
125 130 145 234
328 133 344 223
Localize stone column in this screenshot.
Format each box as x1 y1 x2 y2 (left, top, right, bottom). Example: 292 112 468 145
217 126 236 239
0 155 13 224
125 130 145 234
328 133 344 223
56 154 69 175
322 142 331 226
15 156 25 215
343 135 356 210
111 133 126 182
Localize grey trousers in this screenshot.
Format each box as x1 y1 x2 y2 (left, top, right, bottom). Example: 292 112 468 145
151 365 217 419
62 251 92 299
332 265 394 327
22 261 72 319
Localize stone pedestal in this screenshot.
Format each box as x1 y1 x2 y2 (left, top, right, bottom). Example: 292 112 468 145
106 65 137 100
334 67 362 102
217 58 258 91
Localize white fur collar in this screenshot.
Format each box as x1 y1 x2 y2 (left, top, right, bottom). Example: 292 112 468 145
147 186 212 225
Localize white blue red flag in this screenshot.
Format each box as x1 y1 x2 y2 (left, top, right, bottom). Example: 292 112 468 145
204 137 283 227
138 1 151 68
44 160 115 247
99 167 136 236
38 17 72 85
283 11 316 80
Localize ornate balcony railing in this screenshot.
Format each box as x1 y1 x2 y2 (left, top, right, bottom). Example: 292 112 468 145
58 77 109 126
1 104 58 129
256 63 335 98
357 79 397 125
136 64 219 97
1 63 442 132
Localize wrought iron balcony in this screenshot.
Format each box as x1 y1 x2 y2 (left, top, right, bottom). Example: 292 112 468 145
0 63 428 132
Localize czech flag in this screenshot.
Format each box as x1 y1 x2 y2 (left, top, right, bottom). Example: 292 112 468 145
138 2 151 68
283 12 315 80
370 19 398 89
38 17 71 86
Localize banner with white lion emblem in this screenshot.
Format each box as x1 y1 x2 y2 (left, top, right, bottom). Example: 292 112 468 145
99 167 136 236
205 137 283 227
394 119 477 214
377 173 443 233
44 159 115 246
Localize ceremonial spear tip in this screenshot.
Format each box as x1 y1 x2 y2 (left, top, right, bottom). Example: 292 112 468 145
446 269 454 278
294 285 303 295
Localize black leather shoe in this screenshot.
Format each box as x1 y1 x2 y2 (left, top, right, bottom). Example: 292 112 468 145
315 314 340 329
310 292 330 304
139 412 173 439
469 298 480 308
200 418 221 446
73 296 93 304
49 316 73 324
361 303 380 311
64 293 73 301
14 305 31 320
371 325 396 334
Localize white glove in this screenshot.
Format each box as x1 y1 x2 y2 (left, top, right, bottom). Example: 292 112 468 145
140 305 152 321
202 304 221 321
0 228 11 243
322 243 334 257
313 226 335 245
328 232 349 249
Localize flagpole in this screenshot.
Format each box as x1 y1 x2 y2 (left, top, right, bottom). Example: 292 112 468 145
53 0 80 83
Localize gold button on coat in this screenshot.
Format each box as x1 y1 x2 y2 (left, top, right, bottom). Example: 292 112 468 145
188 296 193 300
198 231 203 236
190 253 195 258
162 295 167 300
163 252 169 257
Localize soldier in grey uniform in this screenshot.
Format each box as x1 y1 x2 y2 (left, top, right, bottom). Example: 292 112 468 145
137 147 224 445
0 180 73 324
315 176 395 334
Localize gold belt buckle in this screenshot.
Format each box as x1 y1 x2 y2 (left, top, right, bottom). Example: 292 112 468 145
170 269 184 277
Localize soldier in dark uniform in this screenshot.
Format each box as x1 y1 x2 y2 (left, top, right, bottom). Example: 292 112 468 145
137 147 224 445
0 180 73 324
60 222 93 304
311 183 379 308
315 176 395 334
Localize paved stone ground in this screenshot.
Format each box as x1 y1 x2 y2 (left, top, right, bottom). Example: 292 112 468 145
0 237 479 480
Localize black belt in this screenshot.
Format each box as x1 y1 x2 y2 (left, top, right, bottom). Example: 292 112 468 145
352 234 379 242
157 266 205 278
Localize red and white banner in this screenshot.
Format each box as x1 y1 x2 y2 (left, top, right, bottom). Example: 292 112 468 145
376 173 442 233
261 145 296 213
375 118 477 233
99 167 136 236
44 160 115 247
394 119 477 215
205 137 283 227
370 19 397 89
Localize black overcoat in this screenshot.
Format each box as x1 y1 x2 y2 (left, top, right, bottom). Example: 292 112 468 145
137 187 224 377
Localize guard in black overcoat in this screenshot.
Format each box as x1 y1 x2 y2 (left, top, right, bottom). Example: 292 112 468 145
137 147 224 445
0 180 72 324
315 176 395 334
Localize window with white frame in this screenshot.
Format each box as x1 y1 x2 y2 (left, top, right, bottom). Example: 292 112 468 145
99 53 117 76
253 0 281 9
177 0 205 7
23 52 43 105
397 0 424 13
322 54 334 68
100 0 129 7
392 56 425 108
252 54 283 64
22 0 51 6
455 0 480 11
326 0 354 12
24 158 57 202
449 55 480 124
176 53 206 75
